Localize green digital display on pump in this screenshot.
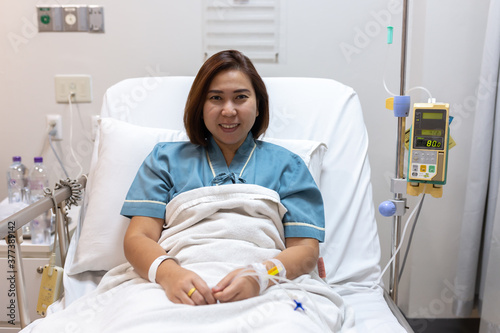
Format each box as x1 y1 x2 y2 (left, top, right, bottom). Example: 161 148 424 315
408 103 450 185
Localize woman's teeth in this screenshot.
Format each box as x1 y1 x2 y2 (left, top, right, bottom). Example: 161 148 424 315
221 124 238 129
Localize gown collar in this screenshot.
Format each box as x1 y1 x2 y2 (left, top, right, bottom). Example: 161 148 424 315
206 133 257 185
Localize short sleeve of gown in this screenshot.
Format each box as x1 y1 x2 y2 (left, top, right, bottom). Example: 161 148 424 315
278 154 325 242
120 144 173 219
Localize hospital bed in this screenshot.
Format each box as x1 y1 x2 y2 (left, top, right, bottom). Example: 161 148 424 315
5 76 413 332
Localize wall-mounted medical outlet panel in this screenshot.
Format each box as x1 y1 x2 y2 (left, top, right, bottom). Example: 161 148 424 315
55 75 92 103
37 5 104 33
37 5 63 32
62 5 89 32
88 6 105 32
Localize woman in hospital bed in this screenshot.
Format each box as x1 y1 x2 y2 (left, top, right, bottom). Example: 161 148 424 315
23 50 354 332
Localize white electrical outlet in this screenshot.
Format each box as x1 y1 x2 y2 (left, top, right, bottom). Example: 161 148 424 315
54 75 92 103
46 115 63 140
91 115 100 141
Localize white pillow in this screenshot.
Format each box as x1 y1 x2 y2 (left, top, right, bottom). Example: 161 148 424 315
68 118 326 274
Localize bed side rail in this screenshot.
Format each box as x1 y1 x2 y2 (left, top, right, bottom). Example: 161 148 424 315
1 175 86 328
0 176 86 238
384 291 415 332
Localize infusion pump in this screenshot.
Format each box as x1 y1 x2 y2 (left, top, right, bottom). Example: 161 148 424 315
407 103 450 197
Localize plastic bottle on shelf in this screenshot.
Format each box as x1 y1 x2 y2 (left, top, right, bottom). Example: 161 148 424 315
29 157 52 244
7 156 30 237
7 156 29 203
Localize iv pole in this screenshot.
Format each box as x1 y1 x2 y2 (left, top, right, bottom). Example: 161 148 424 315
389 0 410 303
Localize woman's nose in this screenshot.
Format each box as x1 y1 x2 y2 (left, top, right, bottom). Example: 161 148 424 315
221 102 237 117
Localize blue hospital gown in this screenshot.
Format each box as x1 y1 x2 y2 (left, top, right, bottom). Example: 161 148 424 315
120 133 325 241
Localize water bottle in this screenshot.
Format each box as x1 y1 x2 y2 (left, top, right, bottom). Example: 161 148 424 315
7 156 29 203
29 157 51 244
7 156 30 237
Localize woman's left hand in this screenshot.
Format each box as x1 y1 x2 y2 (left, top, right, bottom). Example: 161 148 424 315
212 268 260 302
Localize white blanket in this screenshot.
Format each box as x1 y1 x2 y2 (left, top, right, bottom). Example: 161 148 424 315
24 184 355 333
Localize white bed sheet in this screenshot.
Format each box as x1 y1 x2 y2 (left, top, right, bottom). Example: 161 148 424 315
54 76 407 332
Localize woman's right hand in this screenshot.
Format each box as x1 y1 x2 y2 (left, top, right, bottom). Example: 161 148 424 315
124 216 216 306
156 260 216 306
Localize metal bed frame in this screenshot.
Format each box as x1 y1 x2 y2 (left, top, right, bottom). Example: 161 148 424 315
0 175 86 329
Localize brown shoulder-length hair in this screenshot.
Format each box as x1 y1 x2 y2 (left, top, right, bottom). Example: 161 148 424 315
184 50 269 146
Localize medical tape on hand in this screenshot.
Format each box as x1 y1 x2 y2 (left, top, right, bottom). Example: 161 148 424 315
246 259 286 294
267 259 286 278
247 263 268 294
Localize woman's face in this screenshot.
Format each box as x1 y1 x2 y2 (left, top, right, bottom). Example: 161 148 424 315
203 69 258 154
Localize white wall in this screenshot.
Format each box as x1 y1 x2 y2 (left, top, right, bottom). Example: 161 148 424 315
0 0 490 319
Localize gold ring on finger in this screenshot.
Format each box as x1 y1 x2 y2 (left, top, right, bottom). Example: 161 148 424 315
187 287 197 298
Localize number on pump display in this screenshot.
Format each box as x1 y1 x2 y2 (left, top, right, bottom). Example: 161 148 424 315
426 140 441 148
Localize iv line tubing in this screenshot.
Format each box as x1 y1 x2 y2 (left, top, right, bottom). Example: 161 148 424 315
400 194 426 278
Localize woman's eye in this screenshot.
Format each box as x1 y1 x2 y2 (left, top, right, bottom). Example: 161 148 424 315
209 95 222 100
236 94 249 100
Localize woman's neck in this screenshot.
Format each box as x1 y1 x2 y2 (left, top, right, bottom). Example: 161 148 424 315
220 148 236 166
